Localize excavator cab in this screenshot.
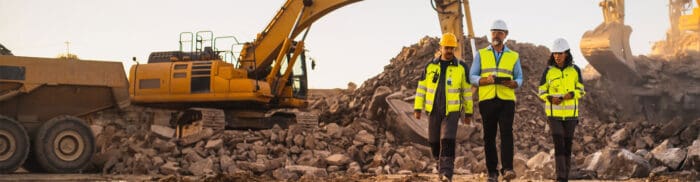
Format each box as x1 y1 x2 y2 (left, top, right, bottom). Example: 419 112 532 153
289 49 309 99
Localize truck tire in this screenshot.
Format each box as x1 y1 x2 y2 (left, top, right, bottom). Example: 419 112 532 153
33 116 95 173
0 115 29 173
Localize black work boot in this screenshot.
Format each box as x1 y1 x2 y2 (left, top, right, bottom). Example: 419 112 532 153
502 169 516 181
487 173 498 182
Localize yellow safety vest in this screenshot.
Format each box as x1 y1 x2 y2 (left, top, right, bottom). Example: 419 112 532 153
478 48 519 101
414 59 473 116
538 65 586 119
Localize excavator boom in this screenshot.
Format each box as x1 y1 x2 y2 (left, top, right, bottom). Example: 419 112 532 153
238 0 361 74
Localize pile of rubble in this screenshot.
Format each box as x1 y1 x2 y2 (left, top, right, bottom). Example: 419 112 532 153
86 36 699 180
88 106 440 180
311 36 700 180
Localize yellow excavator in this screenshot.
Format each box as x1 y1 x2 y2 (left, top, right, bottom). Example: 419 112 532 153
581 0 700 84
653 0 700 57
128 0 478 131
581 0 700 121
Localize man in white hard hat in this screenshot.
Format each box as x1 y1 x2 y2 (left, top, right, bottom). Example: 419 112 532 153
469 19 522 182
538 38 585 182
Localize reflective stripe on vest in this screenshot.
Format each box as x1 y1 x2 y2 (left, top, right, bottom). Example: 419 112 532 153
478 48 519 101
542 66 582 118
415 61 470 115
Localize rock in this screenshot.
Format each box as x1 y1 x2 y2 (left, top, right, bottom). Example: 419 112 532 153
527 151 552 169
273 168 299 181
353 130 375 145
188 158 214 176
179 128 214 146
680 124 699 143
652 139 673 155
683 139 700 171
346 161 361 175
325 154 351 166
184 149 204 163
152 138 176 153
239 161 268 173
152 110 172 126
610 128 629 146
585 148 650 179
205 139 223 150
398 170 413 175
655 148 688 170
285 165 328 178
325 123 342 139
160 161 181 175
304 134 316 149
659 117 686 139
513 153 529 177
293 134 305 146
219 155 233 172
527 151 555 179
650 166 668 174
151 125 175 139
651 139 688 169
583 135 594 143
366 86 392 120
91 125 104 137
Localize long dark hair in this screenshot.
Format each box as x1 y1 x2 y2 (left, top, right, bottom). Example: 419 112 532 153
547 50 573 67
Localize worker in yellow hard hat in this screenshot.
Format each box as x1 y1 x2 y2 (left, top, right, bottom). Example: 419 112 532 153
414 32 473 182
469 19 522 182
538 38 585 182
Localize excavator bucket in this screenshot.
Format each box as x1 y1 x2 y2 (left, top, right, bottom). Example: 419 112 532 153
580 21 640 84
385 97 474 145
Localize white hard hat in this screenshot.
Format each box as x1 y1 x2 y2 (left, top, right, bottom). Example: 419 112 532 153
551 38 570 52
490 19 508 31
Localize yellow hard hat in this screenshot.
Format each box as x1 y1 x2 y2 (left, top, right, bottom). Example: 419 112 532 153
439 33 458 47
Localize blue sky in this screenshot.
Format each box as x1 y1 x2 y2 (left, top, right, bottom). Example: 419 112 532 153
0 0 682 88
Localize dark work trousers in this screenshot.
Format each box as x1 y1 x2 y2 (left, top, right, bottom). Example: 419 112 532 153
549 118 578 181
428 111 459 178
478 98 515 176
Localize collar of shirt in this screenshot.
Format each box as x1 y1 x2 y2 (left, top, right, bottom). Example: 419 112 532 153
486 44 510 53
487 45 510 63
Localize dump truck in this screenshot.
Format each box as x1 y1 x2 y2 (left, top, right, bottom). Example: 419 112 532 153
0 55 129 173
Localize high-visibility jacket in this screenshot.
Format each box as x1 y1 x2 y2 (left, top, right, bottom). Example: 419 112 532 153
414 59 473 116
478 48 519 101
538 65 585 120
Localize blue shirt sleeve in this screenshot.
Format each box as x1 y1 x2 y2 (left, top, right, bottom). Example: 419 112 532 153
469 51 482 86
513 58 523 88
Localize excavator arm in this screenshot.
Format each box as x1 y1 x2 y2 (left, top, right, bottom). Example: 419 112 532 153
247 0 476 100
431 0 476 60
581 0 639 84
238 0 361 75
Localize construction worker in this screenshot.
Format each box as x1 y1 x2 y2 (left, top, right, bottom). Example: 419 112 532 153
414 32 473 182
538 38 585 182
469 19 522 182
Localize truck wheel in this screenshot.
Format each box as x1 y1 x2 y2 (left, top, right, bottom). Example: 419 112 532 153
0 115 29 173
33 116 95 173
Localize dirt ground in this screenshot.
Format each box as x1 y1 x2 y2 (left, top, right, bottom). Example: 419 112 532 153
0 173 691 182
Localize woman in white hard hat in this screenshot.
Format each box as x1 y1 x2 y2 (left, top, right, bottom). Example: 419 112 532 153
537 38 585 182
